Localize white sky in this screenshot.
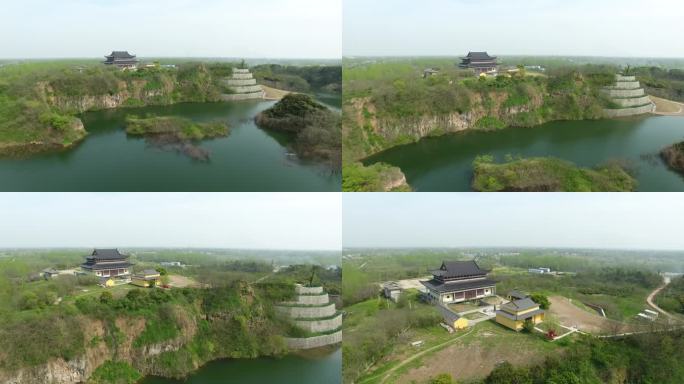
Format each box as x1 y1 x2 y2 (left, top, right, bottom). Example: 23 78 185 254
0 193 341 250
0 0 341 59
344 0 684 57
343 193 684 251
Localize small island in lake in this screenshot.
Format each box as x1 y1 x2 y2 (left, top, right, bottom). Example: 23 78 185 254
660 141 684 174
125 115 230 161
472 155 637 192
255 94 341 169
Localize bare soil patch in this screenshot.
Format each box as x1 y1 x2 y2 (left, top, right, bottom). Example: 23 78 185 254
650 95 684 115
261 85 291 100
168 274 201 288
548 296 628 334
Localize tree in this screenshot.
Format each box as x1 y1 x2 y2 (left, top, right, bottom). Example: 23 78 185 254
156 267 167 276
530 293 550 310
99 291 113 304
523 318 535 333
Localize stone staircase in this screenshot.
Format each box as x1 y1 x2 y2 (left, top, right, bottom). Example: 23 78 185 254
275 284 342 349
220 68 265 101
602 74 655 117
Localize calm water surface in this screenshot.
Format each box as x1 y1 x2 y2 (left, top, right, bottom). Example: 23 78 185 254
0 95 341 191
138 348 341 384
364 115 684 191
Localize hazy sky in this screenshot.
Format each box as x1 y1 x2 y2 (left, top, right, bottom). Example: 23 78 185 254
344 0 684 57
0 0 341 59
343 193 684 250
0 193 341 250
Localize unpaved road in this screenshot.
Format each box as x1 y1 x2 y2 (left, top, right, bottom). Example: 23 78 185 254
647 275 673 319
650 95 684 115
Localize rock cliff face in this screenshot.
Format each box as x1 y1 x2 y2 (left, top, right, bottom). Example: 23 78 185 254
345 92 542 160
0 311 197 384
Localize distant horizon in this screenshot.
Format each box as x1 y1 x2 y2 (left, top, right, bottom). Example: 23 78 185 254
1 0 341 59
0 246 340 252
342 245 684 253
344 0 684 58
342 54 684 60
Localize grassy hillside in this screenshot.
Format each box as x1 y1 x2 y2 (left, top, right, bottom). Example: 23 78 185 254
472 155 637 192
252 64 341 94
0 61 233 154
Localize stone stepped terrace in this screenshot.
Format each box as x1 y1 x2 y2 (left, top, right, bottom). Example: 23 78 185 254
275 284 342 349
221 68 265 101
602 74 655 117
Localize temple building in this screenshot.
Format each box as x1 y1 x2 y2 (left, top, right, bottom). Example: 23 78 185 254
103 51 139 69
495 297 545 331
458 51 498 74
81 249 133 286
421 260 496 304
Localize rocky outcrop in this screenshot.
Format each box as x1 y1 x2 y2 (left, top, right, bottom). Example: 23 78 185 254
0 309 197 384
602 74 656 117
275 284 342 350
221 68 265 101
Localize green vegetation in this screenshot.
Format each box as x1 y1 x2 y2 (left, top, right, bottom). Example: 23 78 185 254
342 162 410 191
472 155 637 192
0 61 235 154
656 276 684 315
632 66 684 103
479 330 684 384
255 94 341 168
88 361 142 384
252 64 341 93
342 58 615 160
343 291 441 384
0 249 340 381
660 141 684 174
125 115 229 140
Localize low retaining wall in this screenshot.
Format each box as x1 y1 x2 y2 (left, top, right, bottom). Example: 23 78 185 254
283 293 330 306
220 91 264 101
284 331 342 350
604 103 655 117
223 78 257 86
233 69 250 74
612 95 653 107
230 73 254 80
294 314 342 333
602 88 645 98
296 285 324 295
275 303 337 318
616 75 636 82
228 85 263 94
610 81 641 89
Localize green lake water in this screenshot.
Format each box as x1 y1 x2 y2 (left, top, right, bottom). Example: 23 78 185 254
0 95 341 191
364 115 684 191
138 348 341 384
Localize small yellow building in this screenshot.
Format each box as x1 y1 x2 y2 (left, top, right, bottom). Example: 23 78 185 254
131 269 161 288
496 297 545 331
438 305 469 330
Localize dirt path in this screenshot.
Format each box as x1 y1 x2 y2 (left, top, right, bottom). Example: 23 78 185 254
650 95 684 115
647 275 674 319
261 85 291 100
360 328 475 384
